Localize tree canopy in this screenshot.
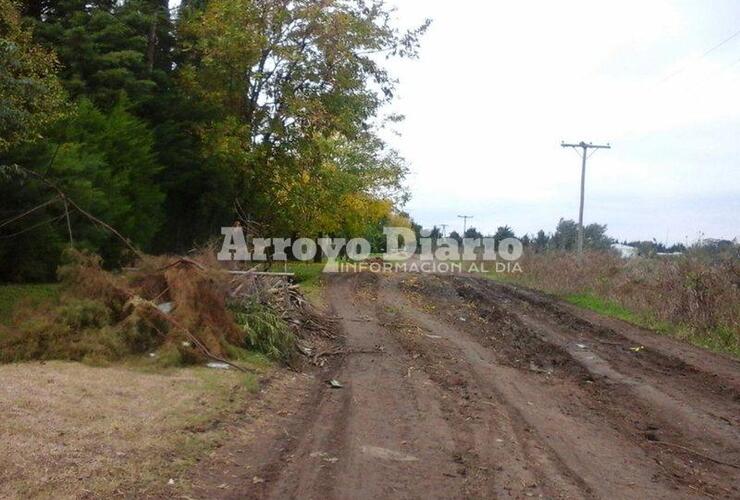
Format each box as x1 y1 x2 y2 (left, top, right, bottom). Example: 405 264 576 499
0 0 66 151
0 0 428 281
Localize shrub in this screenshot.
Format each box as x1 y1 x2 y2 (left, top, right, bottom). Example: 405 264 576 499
232 300 297 363
57 299 111 330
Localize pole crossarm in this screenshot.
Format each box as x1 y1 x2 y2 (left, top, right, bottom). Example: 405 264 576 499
457 215 473 236
561 142 611 150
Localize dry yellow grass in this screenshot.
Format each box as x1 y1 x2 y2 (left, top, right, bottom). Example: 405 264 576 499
0 361 258 498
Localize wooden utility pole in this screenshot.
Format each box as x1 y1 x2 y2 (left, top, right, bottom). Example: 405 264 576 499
560 141 611 254
457 215 473 236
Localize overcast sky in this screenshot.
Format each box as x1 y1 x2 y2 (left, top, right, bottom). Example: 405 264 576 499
380 0 740 243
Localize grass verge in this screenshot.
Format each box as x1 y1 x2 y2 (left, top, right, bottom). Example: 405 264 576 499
485 270 739 358
0 360 269 498
564 293 640 324
563 292 738 358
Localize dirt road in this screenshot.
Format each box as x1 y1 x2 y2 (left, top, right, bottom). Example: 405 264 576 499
192 272 740 499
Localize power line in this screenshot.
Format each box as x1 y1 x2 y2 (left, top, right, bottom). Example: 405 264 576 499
661 25 740 83
699 26 740 58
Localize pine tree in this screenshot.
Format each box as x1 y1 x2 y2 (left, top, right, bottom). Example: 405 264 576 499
28 0 173 111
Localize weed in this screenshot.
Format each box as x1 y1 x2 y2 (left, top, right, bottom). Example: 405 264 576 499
57 299 111 330
155 343 185 367
241 373 260 393
1 249 317 366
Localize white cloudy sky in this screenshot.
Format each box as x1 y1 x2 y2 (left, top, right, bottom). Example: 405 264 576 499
379 0 740 243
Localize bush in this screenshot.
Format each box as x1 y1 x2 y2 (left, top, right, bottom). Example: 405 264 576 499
57 299 111 330
232 300 297 363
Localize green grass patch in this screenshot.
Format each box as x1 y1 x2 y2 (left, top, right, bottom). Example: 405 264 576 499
482 268 524 285
687 326 739 358
240 373 260 393
222 342 272 369
285 262 326 302
564 293 738 358
286 262 324 288
0 283 60 325
564 293 639 324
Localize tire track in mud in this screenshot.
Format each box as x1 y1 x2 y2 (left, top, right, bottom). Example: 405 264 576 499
189 271 739 499
386 276 685 498
264 272 476 499
399 273 740 498
449 278 740 468
374 279 590 498
475 279 740 399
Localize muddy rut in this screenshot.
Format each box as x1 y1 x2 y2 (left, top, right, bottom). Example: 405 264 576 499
192 272 740 499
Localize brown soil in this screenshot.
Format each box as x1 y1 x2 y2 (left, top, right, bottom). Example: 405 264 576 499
188 272 740 499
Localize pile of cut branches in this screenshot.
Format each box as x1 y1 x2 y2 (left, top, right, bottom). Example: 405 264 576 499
227 271 337 367
1 249 336 368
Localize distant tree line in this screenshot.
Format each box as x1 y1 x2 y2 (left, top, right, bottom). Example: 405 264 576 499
415 218 615 253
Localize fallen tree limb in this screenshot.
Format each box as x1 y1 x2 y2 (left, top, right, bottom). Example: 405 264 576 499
9 164 143 258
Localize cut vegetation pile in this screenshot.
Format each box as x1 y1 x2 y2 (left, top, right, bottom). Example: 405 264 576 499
0 249 334 367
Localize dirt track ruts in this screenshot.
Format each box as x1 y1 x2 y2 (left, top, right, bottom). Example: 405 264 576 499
192 272 740 499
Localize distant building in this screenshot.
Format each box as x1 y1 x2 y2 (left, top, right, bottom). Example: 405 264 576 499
610 243 638 259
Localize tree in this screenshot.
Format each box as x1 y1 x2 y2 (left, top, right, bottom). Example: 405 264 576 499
0 0 66 152
178 0 429 237
366 210 414 253
1 0 431 280
551 218 613 251
493 225 515 249
533 229 549 252
464 227 483 239
551 218 577 250
428 226 442 240
0 99 164 280
583 222 614 250
29 0 174 111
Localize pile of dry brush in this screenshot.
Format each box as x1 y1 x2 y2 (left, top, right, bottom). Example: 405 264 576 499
0 249 335 368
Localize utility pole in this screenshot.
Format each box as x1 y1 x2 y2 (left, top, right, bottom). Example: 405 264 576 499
440 224 448 237
457 215 473 236
560 141 611 254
